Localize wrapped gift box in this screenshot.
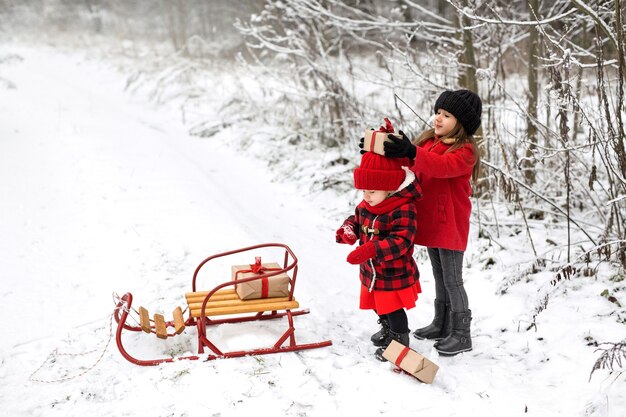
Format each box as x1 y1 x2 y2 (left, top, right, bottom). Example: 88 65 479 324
382 340 439 384
231 257 290 300
363 128 402 156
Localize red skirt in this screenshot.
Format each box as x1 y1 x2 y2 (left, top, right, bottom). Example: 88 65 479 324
359 281 421 315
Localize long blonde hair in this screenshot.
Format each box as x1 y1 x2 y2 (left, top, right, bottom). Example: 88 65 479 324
414 124 481 182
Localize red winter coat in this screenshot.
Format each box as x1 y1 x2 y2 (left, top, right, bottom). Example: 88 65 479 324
344 179 422 292
410 138 476 251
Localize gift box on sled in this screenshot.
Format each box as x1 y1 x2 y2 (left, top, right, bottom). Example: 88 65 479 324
231 256 290 300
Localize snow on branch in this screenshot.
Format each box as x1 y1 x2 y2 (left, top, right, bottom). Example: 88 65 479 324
606 195 626 206
446 0 579 26
402 0 451 25
296 0 445 31
570 0 619 49
483 160 598 245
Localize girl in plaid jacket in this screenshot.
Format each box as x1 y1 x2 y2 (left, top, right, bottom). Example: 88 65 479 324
336 152 422 361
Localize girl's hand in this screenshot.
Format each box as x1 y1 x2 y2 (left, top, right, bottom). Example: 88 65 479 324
336 223 357 245
384 130 416 159
347 242 376 264
358 137 366 154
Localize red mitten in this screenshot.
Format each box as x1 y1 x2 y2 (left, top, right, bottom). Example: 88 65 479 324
335 223 357 245
347 242 376 265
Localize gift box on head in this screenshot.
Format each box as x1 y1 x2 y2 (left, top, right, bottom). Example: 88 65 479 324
382 340 440 384
231 256 291 300
363 117 402 156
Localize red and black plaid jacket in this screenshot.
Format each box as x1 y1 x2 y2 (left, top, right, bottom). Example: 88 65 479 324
344 179 421 291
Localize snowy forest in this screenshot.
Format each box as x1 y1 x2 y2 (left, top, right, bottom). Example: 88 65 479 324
5 0 623 270
1 1 625 416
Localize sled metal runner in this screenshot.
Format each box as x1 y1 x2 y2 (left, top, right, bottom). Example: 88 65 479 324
114 243 332 366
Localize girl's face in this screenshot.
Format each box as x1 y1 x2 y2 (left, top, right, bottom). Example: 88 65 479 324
363 190 391 206
434 109 458 137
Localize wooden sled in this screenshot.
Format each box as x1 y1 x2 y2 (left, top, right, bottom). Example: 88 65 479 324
114 243 332 366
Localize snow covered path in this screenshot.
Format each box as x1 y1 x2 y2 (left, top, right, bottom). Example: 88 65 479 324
0 46 623 417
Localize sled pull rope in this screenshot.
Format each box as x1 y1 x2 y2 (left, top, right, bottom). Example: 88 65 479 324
29 312 115 383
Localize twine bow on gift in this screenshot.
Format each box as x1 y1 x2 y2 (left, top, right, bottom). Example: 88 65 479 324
249 256 267 274
234 256 281 298
379 117 395 133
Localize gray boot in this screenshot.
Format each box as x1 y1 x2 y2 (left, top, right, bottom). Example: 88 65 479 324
435 310 472 356
413 299 450 340
371 317 390 347
375 329 410 362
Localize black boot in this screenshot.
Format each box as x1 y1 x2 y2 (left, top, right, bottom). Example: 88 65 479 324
375 329 410 362
371 317 390 347
413 299 450 340
435 310 472 356
433 309 453 349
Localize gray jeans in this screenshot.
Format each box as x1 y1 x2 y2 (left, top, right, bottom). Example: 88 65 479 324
427 247 469 313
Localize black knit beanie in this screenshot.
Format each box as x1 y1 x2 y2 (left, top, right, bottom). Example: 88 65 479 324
434 89 482 135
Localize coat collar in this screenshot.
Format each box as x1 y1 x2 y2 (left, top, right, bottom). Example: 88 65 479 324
358 174 422 215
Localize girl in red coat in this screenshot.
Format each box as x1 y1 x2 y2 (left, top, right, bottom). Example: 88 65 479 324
336 152 422 361
383 89 482 356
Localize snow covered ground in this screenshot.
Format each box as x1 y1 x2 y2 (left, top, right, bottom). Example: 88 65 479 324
0 45 624 417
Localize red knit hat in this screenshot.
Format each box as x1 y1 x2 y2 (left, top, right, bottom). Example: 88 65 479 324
353 152 408 191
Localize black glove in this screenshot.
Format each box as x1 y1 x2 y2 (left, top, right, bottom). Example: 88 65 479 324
384 130 416 159
359 128 375 154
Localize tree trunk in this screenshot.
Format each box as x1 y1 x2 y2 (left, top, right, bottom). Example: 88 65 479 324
524 0 540 185
457 0 478 94
614 0 626 179
438 0 447 16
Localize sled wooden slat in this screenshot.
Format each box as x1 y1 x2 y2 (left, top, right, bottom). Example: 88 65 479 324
154 314 167 339
202 300 299 317
173 306 185 335
185 289 239 303
187 296 291 311
185 291 298 318
189 300 300 318
139 306 151 333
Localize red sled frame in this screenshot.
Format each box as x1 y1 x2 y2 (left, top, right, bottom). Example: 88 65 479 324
114 243 332 366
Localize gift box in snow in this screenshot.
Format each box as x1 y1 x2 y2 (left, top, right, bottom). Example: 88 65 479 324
231 256 290 300
363 117 402 156
382 340 440 384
